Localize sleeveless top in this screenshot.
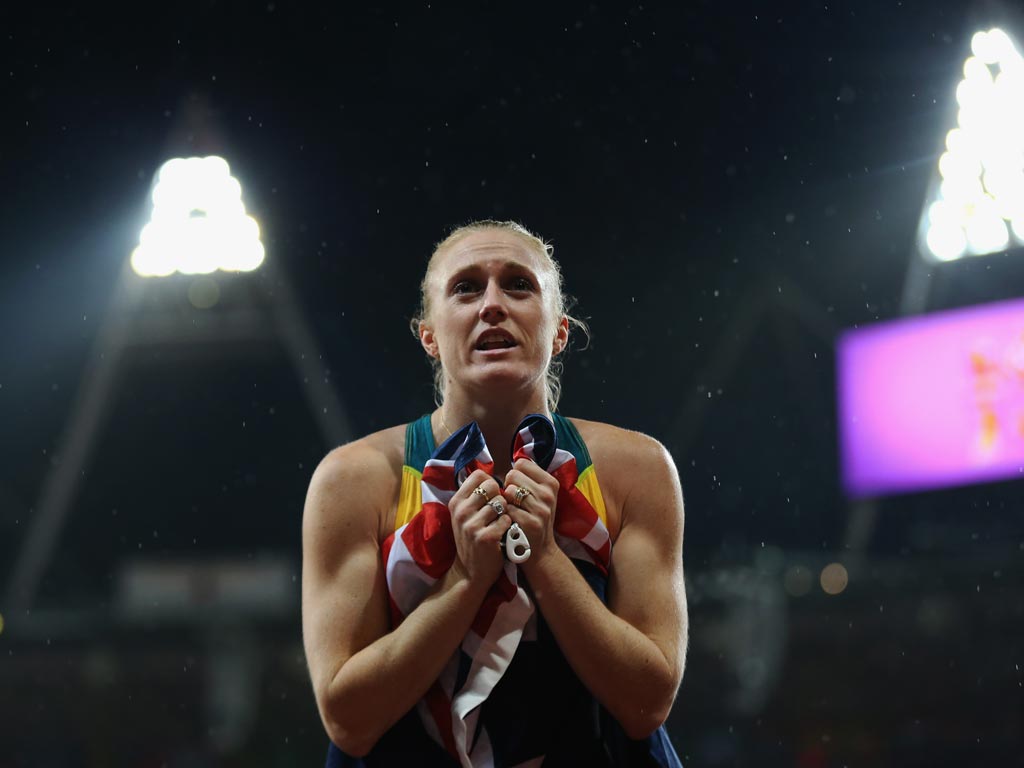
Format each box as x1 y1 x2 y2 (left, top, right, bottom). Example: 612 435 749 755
325 414 683 768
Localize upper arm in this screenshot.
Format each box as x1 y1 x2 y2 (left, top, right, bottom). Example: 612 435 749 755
606 434 688 685
301 441 394 711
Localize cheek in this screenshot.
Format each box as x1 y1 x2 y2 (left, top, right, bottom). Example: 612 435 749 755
429 313 466 355
541 305 562 341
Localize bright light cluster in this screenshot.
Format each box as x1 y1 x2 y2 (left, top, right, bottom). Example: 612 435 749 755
131 156 265 277
924 28 1024 261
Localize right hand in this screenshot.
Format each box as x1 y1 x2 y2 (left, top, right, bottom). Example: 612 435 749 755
448 469 513 586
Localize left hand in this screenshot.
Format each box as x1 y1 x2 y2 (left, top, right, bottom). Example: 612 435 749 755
502 458 561 566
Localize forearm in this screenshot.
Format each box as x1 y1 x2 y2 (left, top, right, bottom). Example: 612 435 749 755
524 549 680 738
322 568 488 755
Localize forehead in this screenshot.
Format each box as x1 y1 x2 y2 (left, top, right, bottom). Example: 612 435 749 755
432 230 550 278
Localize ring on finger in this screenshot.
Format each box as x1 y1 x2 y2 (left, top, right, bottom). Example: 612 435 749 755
472 485 490 501
514 486 532 506
488 498 506 518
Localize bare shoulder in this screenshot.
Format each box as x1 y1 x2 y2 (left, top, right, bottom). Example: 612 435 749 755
565 417 683 530
303 424 407 546
567 417 671 463
314 424 406 484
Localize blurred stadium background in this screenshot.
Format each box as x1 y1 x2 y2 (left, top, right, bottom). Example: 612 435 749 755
2 4 1023 766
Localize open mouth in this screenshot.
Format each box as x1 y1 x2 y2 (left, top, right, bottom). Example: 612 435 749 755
475 331 517 351
476 339 516 351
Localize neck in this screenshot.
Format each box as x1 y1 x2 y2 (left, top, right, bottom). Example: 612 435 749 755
434 387 550 477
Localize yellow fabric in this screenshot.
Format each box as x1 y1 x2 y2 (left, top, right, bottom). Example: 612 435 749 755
575 464 608 527
394 465 423 531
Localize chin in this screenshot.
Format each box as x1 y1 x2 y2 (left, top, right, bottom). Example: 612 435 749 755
468 367 542 394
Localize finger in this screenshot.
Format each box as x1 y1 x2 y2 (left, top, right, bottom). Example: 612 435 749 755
506 459 556 490
451 469 485 503
456 470 501 504
467 482 500 508
479 506 513 544
465 469 498 494
512 457 546 477
478 479 504 509
483 513 513 552
504 469 553 506
467 496 509 530
451 477 503 529
502 469 528 492
502 483 535 511
492 510 514 533
500 498 528 529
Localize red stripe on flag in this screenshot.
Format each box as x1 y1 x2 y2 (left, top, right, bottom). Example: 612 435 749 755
402 506 456 579
554 487 599 537
422 464 458 491
550 459 581 491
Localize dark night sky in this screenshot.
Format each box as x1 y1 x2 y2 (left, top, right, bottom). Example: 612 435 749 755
6 5 1024 767
3 2 1023 604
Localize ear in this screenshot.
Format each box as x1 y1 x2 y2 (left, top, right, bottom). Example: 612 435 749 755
419 320 440 358
552 316 570 355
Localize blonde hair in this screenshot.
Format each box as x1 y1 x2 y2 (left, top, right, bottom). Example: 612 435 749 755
409 220 589 411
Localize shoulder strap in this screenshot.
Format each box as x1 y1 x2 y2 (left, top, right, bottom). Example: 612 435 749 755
404 414 436 472
552 413 593 472
553 414 609 531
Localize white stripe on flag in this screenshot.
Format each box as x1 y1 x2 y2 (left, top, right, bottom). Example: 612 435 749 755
422 483 455 506
385 526 438 617
582 518 610 551
554 534 595 566
547 447 573 473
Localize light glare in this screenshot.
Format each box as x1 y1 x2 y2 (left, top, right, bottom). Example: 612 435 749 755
820 563 849 595
926 221 967 261
921 27 1024 261
132 155 264 278
965 207 1009 254
963 56 992 83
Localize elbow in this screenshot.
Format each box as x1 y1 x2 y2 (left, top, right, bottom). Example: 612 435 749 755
617 679 678 740
621 645 686 739
323 714 379 758
620 708 671 741
319 687 380 757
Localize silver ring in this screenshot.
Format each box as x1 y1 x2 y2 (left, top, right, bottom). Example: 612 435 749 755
488 498 506 517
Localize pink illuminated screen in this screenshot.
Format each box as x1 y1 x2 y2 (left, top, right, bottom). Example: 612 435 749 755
837 298 1024 497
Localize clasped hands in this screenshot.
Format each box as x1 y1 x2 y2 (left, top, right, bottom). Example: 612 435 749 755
449 458 560 585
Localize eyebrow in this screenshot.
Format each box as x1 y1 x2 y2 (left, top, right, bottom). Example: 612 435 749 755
445 260 539 284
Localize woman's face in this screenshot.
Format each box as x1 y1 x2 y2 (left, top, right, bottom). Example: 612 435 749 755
419 229 569 402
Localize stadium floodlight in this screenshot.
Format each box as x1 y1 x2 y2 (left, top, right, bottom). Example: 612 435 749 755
917 27 1024 263
131 156 265 277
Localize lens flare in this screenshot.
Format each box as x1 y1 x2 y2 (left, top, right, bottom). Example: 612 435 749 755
132 156 265 278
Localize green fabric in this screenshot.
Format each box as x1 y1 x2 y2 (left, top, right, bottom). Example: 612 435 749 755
553 413 593 471
404 413 436 471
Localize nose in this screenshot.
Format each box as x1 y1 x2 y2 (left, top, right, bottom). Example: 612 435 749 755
479 279 508 324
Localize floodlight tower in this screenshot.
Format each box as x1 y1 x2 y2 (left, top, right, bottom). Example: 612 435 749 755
848 23 1024 551
4 155 352 617
901 26 1024 315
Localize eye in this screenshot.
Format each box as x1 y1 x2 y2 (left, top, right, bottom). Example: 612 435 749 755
510 277 534 292
452 280 479 295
